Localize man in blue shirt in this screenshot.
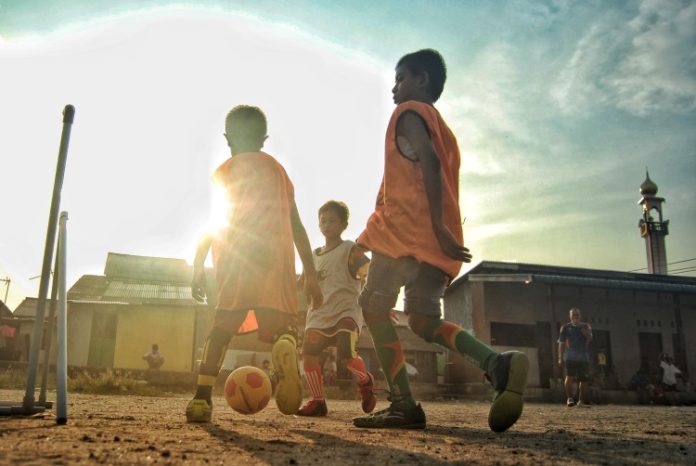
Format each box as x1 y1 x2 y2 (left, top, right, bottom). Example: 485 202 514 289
558 307 593 407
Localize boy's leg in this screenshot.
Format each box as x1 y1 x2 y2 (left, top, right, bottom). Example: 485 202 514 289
405 262 528 433
256 309 303 415
186 310 243 423
297 329 328 416
336 324 376 413
353 254 425 429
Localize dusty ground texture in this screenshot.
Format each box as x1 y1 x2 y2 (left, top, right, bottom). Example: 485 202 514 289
1 389 695 465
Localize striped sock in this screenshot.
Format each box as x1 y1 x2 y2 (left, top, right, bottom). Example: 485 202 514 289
303 358 324 400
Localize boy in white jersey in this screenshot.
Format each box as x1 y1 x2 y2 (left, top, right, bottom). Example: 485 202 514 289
298 200 377 416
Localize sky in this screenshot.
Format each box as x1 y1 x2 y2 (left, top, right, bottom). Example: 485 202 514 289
1 0 695 310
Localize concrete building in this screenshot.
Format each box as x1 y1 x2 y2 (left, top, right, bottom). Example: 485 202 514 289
443 261 696 389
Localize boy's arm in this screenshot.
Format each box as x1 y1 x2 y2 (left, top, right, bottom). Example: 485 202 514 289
348 245 370 280
395 111 472 263
290 201 323 310
191 234 213 302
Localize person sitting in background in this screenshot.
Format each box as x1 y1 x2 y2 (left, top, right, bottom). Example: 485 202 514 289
628 357 654 404
143 344 165 370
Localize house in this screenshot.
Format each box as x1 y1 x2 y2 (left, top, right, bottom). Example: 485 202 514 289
443 261 696 389
66 252 218 372
0 300 21 361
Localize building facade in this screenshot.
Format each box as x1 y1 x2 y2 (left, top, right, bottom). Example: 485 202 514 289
444 261 696 389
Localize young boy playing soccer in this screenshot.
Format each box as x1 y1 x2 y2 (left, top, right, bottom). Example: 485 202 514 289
186 105 323 422
353 49 529 432
298 200 376 417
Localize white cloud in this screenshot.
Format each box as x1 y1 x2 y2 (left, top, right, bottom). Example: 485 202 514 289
552 0 696 116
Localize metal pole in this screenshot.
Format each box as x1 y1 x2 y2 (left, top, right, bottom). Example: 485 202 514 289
56 212 68 424
39 242 61 405
23 105 74 410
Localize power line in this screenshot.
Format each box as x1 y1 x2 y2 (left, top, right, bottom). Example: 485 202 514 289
627 257 696 272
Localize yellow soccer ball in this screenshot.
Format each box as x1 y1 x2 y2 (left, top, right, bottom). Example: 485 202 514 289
224 366 272 415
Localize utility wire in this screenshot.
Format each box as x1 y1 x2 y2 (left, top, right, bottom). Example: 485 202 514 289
627 257 696 272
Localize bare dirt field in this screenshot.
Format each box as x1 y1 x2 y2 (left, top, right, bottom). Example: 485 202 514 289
1 389 694 465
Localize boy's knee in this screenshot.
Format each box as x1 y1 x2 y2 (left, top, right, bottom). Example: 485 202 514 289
359 289 398 323
407 313 437 340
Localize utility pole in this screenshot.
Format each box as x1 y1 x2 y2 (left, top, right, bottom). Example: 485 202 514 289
1 277 9 303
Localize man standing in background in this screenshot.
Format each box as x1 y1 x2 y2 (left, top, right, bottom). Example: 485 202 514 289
558 307 593 407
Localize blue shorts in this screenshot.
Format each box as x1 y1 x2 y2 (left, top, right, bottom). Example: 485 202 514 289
359 253 448 318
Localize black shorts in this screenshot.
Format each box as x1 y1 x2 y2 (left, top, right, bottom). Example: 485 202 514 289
565 360 590 382
213 308 296 344
358 253 449 317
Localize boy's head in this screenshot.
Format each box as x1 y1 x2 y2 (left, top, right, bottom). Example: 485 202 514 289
224 105 268 153
318 200 349 240
394 49 447 104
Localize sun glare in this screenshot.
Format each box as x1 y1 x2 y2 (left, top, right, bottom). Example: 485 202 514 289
208 184 232 236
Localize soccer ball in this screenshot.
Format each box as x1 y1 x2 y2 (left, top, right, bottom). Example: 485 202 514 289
224 366 272 415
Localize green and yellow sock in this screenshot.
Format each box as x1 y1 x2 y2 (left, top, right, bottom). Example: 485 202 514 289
415 318 497 372
366 315 416 407
194 327 232 402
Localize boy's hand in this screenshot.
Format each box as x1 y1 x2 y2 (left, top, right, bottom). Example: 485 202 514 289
434 224 472 262
191 268 207 303
304 273 324 310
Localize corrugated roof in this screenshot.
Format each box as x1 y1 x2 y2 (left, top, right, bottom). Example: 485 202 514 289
449 261 696 295
67 253 214 306
103 280 197 303
104 252 191 284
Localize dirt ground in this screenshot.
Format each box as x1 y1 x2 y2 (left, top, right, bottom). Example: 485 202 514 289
0 389 694 465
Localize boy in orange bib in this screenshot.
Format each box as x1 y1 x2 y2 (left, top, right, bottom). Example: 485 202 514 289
353 50 529 432
186 105 322 422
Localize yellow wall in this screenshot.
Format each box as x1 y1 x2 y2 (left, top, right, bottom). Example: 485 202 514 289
113 306 195 372
67 305 93 367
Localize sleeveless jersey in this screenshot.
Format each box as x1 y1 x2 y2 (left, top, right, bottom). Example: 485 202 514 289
305 240 364 332
210 151 298 319
357 101 463 278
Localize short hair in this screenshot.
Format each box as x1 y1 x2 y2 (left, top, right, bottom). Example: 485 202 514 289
318 200 349 224
569 307 581 317
225 105 267 142
397 49 447 101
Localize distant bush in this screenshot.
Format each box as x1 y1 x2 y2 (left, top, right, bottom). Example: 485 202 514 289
0 366 28 389
67 369 168 396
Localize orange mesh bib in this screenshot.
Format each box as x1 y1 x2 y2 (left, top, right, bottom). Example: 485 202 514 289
358 101 463 278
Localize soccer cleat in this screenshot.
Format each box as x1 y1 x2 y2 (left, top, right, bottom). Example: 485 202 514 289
186 398 212 423
353 401 426 429
272 335 303 415
298 398 328 417
576 401 591 408
486 351 529 433
358 373 377 413
566 397 576 407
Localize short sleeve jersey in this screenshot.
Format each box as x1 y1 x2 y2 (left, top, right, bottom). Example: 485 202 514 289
210 151 298 315
357 101 463 279
558 323 592 362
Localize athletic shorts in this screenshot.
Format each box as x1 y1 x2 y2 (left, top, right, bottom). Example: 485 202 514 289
359 252 448 318
565 360 590 382
302 318 359 361
213 308 296 344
